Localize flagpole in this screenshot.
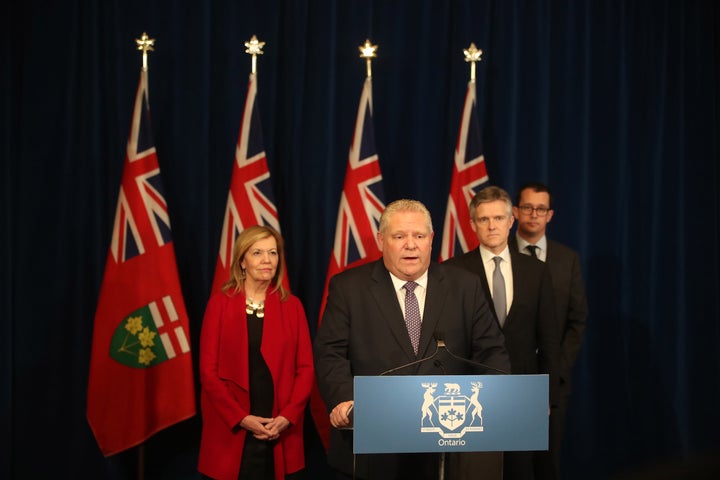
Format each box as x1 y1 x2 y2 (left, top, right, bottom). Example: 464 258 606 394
133 32 154 480
136 31 154 73
340 38 380 480
463 42 483 83
435 45 485 480
359 39 377 79
137 444 145 480
244 34 265 75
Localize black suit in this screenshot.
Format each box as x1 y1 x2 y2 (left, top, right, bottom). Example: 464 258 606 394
510 235 588 479
314 259 511 480
444 247 559 480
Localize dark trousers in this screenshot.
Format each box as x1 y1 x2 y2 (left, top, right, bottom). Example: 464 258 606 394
340 452 500 480
534 401 567 480
203 474 304 480
348 453 440 480
446 452 503 480
238 436 274 480
504 451 535 480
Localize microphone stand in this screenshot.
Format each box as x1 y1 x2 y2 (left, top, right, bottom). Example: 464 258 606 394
378 343 441 376
436 338 510 375
432 336 508 480
377 337 506 480
439 451 446 480
377 343 445 479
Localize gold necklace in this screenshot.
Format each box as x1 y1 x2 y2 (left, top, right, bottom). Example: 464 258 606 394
245 297 265 318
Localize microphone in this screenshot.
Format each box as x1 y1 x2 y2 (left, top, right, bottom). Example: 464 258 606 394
434 331 510 375
379 342 442 376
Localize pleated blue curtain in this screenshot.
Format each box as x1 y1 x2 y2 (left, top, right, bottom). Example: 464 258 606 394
2 1 718 478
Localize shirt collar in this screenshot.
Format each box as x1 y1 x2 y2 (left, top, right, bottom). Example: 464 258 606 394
516 233 547 253
389 270 428 292
479 244 510 264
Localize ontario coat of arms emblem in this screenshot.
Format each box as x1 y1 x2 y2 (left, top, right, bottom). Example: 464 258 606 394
420 381 484 439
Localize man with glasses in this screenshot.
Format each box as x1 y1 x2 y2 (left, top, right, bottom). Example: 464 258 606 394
444 186 559 480
510 182 588 480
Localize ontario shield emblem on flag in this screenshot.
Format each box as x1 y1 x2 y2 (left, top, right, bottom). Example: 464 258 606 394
109 295 190 368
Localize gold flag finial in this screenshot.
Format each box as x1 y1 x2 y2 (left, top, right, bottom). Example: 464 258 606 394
245 35 266 75
135 32 155 71
463 42 483 82
359 39 378 78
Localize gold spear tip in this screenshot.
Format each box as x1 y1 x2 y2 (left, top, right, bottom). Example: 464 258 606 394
245 35 266 56
359 39 378 59
135 32 155 53
463 42 483 63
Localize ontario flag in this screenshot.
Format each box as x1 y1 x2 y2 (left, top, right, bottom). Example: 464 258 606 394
87 68 196 456
438 80 489 261
310 76 387 449
210 72 287 293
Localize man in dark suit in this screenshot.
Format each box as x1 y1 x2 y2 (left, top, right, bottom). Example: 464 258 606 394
314 199 511 480
444 186 559 480
510 182 588 480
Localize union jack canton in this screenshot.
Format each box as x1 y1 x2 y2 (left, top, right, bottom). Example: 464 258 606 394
439 80 489 262
211 73 282 293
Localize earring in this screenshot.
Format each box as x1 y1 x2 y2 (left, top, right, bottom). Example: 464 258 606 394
240 268 246 279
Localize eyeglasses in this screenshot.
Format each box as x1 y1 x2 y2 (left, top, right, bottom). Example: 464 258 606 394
517 205 550 216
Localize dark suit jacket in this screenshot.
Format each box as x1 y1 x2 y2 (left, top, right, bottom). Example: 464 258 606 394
510 236 588 397
313 259 510 478
444 248 560 406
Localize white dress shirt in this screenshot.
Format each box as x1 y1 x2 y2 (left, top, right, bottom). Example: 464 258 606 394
478 245 514 314
516 233 548 262
389 270 428 319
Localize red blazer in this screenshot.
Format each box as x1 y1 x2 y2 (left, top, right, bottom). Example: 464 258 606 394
197 289 314 480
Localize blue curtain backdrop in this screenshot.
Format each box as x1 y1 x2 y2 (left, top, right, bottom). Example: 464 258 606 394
2 1 719 478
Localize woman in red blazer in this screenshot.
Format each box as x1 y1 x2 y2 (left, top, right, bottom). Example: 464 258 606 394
198 225 314 480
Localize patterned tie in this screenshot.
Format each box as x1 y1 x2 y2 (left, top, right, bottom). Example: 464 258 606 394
492 257 507 327
404 281 422 355
526 245 538 258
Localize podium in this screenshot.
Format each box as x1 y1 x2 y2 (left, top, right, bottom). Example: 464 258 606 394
353 374 548 454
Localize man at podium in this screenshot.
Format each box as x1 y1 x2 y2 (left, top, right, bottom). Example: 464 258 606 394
314 199 511 480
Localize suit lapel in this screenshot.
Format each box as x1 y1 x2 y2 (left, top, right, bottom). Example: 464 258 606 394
369 261 417 359
466 250 496 321
507 250 523 323
418 264 445 357
544 239 556 265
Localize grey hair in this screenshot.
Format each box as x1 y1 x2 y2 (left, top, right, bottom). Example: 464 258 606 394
469 186 513 219
379 199 433 234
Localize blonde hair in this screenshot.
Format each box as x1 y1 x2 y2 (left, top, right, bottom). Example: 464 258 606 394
223 225 288 300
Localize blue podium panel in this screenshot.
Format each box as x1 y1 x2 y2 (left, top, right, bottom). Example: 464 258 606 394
353 375 548 454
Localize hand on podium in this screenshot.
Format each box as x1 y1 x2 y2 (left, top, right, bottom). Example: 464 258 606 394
330 400 354 430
